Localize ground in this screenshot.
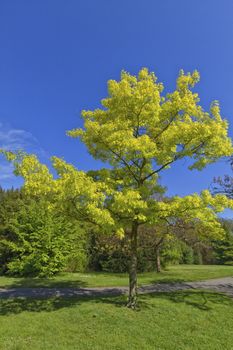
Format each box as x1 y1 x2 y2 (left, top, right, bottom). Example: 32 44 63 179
1 291 233 350
1 265 233 350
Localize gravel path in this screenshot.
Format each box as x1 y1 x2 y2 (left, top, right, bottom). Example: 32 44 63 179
0 277 233 299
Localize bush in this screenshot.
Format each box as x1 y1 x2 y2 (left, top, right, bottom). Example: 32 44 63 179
0 192 87 277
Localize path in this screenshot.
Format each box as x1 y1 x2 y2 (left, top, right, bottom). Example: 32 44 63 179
0 277 233 298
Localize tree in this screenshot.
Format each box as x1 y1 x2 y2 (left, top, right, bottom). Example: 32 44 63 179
0 186 24 273
2 68 233 307
212 155 233 199
212 219 233 265
0 187 87 276
168 217 219 264
67 68 233 307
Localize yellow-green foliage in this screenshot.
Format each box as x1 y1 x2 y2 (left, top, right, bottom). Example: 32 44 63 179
2 68 233 241
68 68 232 170
67 68 233 237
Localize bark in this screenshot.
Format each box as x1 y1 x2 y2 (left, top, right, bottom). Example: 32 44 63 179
155 247 161 273
127 221 138 309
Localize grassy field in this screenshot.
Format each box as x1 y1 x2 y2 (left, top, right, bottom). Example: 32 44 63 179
0 290 233 349
0 264 233 289
1 265 233 349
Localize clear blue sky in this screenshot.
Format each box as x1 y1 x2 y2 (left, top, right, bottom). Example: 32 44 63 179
0 0 233 216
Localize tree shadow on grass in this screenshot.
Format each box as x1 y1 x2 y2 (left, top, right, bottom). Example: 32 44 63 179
0 295 126 316
141 290 233 311
1 289 233 316
1 277 88 289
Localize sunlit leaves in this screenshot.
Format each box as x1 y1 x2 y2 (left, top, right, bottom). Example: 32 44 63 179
68 68 232 172
2 68 233 243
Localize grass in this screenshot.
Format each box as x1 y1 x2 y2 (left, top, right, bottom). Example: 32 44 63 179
1 290 233 349
0 264 233 289
1 265 233 349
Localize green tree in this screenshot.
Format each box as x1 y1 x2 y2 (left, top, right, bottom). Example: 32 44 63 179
0 188 87 277
0 186 24 272
213 219 233 265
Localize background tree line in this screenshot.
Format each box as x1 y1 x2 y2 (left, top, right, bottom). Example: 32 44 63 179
1 186 232 277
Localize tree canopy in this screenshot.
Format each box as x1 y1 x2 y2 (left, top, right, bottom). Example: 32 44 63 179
1 68 233 307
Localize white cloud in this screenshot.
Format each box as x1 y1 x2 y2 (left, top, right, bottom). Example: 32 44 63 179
0 124 45 155
0 123 48 186
0 163 14 180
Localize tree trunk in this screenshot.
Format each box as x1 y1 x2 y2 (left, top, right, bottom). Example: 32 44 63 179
127 221 138 309
155 247 161 273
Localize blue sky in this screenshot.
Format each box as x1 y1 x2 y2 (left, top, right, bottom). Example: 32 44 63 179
0 0 233 216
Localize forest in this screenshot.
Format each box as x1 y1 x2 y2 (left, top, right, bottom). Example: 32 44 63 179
1 185 233 278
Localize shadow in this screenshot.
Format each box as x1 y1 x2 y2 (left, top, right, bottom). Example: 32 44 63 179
0 286 127 299
1 277 88 289
0 295 127 316
141 290 233 311
1 289 233 316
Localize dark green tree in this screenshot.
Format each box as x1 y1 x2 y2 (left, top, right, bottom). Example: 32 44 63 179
213 219 233 265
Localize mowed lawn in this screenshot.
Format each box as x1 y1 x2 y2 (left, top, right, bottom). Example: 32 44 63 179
1 290 233 350
1 265 233 349
0 264 233 289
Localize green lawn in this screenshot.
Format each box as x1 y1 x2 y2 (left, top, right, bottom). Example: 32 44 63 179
1 265 233 349
1 291 233 349
0 264 233 289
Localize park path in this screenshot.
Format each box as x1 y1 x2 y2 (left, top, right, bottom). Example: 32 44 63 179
0 277 233 298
